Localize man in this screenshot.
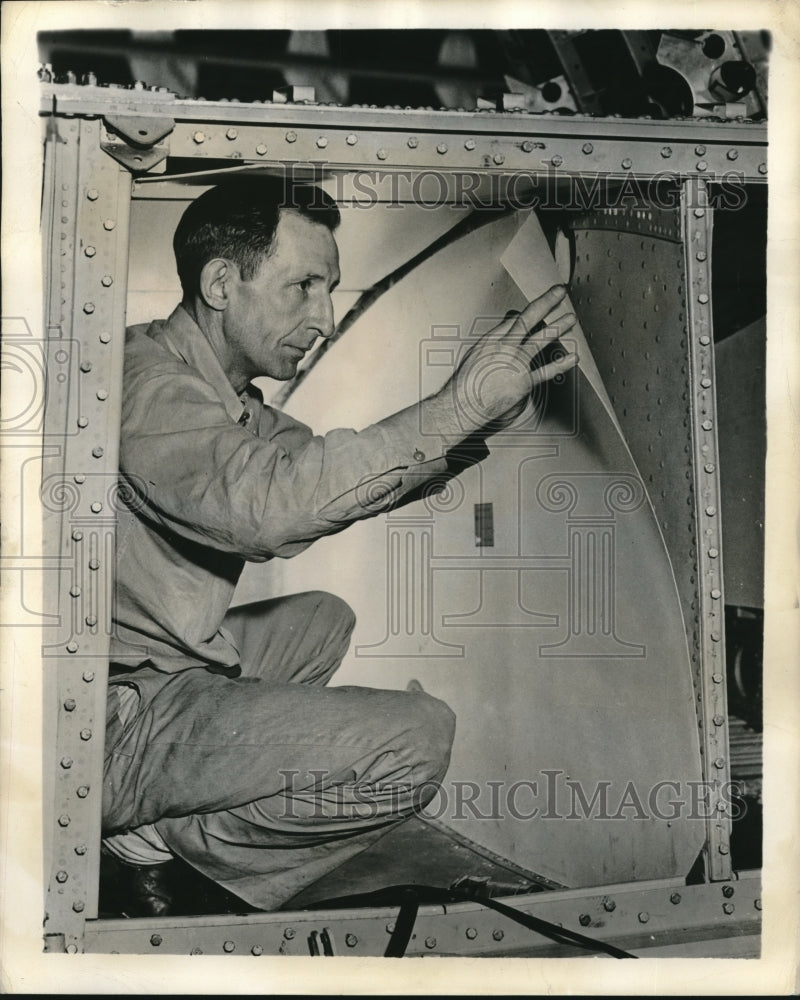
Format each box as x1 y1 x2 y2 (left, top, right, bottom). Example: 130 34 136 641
102 177 577 915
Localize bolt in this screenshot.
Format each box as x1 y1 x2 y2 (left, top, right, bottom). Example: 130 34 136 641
193 131 205 144
66 642 78 654
58 815 70 827
425 935 437 949
64 699 76 711
101 275 113 287
492 929 504 941
377 148 387 160
72 529 83 542
661 146 672 158
254 144 267 156
80 729 92 741
523 140 535 153
285 130 297 143
695 145 706 156
83 302 95 314
150 934 162 947
705 506 717 516
711 588 722 599
74 844 87 855
92 446 104 458
713 714 725 726
99 332 111 343
621 158 632 169
223 940 235 953
346 133 357 145
316 136 328 149
697 161 708 172
758 163 767 175
85 246 96 257
719 844 730 855
77 786 89 798
700 335 711 346
464 138 475 150
603 898 616 912
226 128 238 140
465 927 478 939
437 143 448 155
723 902 735 915
714 757 726 769
345 933 358 948
755 898 762 910
407 136 419 149
385 922 395 933
66 945 78 954
88 559 100 571
493 153 506 165
80 361 92 373
727 149 739 161
696 250 707 262
551 154 563 167
87 188 99 201
85 615 97 627
103 219 115 231
582 142 594 154
72 901 84 913
77 417 88 428
283 927 295 939
90 501 103 513
694 208 705 218
69 586 81 599
722 885 735 898
638 911 650 924
96 389 109 401
670 892 682 905
82 669 95 682
56 870 68 883
579 913 591 927
698 293 710 305
701 377 712 388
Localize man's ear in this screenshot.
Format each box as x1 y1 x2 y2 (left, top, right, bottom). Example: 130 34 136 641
198 258 232 311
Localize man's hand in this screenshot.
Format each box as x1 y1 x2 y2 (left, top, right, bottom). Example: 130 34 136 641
426 284 579 440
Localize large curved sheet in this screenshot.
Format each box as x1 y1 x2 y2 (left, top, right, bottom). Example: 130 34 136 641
242 210 704 888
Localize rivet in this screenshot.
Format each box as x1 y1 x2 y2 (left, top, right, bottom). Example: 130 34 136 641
72 900 84 913
523 140 535 153
621 158 632 169
346 133 357 145
103 219 115 231
714 757 726 769
101 275 113 287
92 446 104 458
61 756 73 769
84 246 96 257
661 146 672 158
96 389 108 401
77 785 90 798
72 529 83 542
704 463 716 473
755 898 762 910
465 927 478 939
425 935 437 948
150 934 162 947
66 944 78 954
697 160 708 171
670 892 682 904
74 844 87 855
385 922 395 934
99 332 111 343
56 870 68 883
492 929 504 941
285 131 297 143
345 933 358 948
64 699 76 711
407 136 419 149
316 136 328 149
83 302 95 314
255 144 267 156
223 940 235 953
722 885 735 898
69 586 81 598
89 559 100 571
493 153 505 165
377 148 387 160
437 143 448 155
695 145 706 156
713 714 725 726
85 615 97 627
701 377 712 388
698 293 710 304
727 149 738 161
694 208 705 218
705 505 716 516
77 416 89 428
758 163 767 175
551 154 563 167
603 898 616 912
582 142 594 154
87 188 99 201
709 547 719 558
719 844 729 855
193 131 205 144
283 927 295 939
80 360 92 373
66 641 78 654
91 501 103 513
638 911 650 924
723 902 735 915
58 814 71 827
226 127 238 140
464 138 475 150
579 914 591 927
80 729 92 741
711 588 722 599
82 670 94 682
696 250 707 261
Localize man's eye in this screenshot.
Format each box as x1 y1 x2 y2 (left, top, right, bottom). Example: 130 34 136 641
298 279 312 293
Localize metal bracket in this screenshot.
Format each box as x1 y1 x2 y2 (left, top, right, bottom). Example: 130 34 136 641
101 115 174 173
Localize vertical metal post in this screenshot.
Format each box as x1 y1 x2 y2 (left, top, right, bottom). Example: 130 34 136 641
681 177 733 880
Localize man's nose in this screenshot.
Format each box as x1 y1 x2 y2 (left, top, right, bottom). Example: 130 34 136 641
311 291 335 339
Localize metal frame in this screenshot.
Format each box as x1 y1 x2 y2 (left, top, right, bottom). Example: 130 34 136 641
38 81 766 955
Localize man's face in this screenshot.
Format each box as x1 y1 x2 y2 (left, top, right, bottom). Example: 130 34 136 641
223 209 340 383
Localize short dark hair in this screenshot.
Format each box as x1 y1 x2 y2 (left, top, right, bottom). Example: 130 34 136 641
173 176 341 297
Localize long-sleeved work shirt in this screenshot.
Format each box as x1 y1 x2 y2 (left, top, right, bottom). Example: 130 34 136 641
112 305 475 675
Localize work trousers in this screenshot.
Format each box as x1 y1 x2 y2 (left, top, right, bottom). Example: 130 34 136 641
103 591 456 910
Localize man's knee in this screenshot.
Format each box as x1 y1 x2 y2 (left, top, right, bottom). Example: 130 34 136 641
307 591 356 640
